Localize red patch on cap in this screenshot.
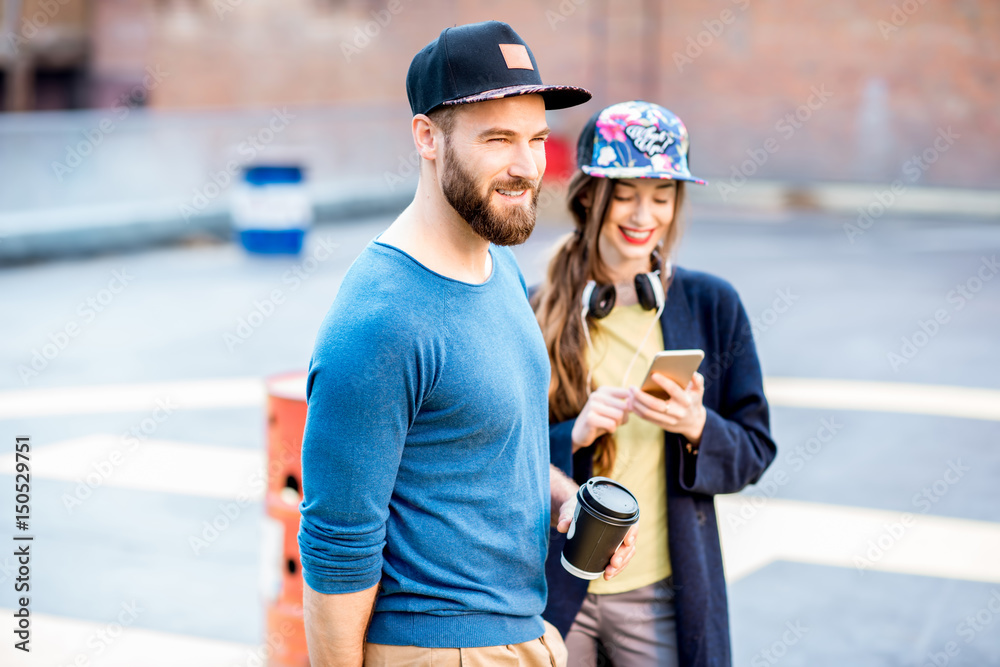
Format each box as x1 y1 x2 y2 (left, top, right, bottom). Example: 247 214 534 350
499 44 533 70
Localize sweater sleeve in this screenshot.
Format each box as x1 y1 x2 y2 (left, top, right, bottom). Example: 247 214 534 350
297 308 432 595
677 291 776 496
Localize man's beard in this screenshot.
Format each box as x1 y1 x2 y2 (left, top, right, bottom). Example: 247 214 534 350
441 142 539 247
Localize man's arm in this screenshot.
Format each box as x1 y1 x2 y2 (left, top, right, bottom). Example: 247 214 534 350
298 297 431 660
550 463 578 524
303 582 379 667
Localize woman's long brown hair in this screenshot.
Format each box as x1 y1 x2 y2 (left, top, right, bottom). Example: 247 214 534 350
530 171 687 476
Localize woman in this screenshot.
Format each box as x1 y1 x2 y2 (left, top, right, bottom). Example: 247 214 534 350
533 101 777 667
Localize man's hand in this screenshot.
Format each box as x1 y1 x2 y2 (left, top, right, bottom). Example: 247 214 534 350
555 494 638 581
571 386 631 453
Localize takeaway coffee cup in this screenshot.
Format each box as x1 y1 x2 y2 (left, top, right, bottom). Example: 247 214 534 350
561 476 640 580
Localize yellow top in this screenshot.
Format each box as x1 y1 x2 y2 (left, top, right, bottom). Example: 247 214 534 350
585 303 671 595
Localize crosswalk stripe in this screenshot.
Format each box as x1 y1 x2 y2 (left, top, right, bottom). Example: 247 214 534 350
717 495 1000 583
764 377 1000 422
0 377 266 419
3 376 998 421
0 434 265 501
0 608 257 667
5 433 998 587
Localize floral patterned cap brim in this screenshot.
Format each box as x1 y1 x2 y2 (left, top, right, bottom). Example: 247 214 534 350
578 100 707 185
581 164 707 184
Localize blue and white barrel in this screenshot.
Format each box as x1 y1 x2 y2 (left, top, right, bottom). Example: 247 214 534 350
232 165 312 254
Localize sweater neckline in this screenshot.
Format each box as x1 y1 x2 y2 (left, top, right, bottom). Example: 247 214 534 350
372 237 498 288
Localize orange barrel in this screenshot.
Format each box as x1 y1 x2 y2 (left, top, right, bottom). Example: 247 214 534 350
266 372 308 499
268 491 304 606
264 602 309 667
262 372 309 666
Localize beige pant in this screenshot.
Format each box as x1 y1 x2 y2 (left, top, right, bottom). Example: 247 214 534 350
364 620 568 667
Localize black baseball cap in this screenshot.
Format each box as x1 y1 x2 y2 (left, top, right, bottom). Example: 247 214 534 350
406 21 591 117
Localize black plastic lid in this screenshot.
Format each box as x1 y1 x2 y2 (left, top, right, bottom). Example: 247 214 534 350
579 477 638 520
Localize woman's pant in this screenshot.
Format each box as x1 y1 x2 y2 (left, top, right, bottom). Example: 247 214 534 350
564 577 679 667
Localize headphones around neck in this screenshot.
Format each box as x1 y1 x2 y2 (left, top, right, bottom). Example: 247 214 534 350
579 256 672 390
580 257 668 320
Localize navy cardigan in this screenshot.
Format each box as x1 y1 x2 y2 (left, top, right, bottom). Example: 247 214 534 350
540 266 777 667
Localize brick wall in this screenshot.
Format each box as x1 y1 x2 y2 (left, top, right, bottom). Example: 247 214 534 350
89 0 156 107
86 0 999 188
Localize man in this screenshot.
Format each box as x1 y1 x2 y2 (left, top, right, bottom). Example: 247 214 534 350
297 21 638 667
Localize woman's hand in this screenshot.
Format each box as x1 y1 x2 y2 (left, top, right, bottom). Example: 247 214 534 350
629 372 707 445
570 386 631 453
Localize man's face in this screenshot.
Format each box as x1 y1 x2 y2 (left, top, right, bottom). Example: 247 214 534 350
438 95 548 246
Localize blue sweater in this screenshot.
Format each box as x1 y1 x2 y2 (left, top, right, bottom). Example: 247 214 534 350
298 239 551 648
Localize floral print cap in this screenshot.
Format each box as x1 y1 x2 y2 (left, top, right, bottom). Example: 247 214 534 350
577 100 706 184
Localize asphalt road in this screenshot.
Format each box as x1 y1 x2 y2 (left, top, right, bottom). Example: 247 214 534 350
1 204 998 665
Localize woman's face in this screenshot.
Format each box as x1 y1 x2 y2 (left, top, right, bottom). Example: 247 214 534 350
596 178 677 273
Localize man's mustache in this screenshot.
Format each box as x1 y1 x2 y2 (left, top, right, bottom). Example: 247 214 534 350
490 178 539 194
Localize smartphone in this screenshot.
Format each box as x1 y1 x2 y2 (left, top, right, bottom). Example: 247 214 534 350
639 349 705 397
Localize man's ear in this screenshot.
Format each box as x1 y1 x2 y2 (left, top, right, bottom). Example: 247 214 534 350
412 114 438 161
